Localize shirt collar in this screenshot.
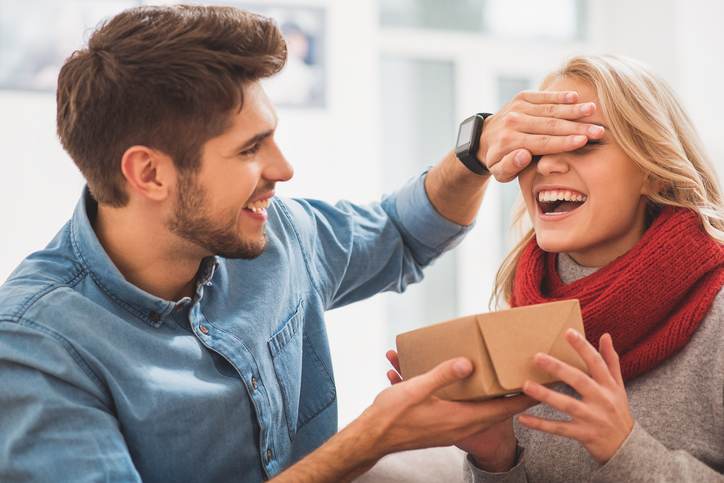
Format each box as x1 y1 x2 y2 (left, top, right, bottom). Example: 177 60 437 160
69 187 217 328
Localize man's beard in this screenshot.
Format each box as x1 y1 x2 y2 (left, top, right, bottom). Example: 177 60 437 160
166 171 267 260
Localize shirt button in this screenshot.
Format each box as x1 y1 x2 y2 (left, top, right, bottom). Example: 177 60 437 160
266 448 273 461
251 377 258 390
149 311 161 323
199 325 209 335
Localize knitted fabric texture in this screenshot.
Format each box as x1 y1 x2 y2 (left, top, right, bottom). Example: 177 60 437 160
511 207 724 381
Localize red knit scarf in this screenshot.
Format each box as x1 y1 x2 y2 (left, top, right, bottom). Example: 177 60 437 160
511 207 724 381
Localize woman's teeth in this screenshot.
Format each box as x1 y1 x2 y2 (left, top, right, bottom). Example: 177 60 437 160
537 190 587 203
537 189 587 216
245 198 271 213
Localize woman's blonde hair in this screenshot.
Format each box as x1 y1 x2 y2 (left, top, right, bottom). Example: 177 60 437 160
491 54 724 309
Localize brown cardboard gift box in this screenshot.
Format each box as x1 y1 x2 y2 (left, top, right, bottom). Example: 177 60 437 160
395 299 587 401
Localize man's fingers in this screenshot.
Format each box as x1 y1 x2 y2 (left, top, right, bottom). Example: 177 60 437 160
522 134 588 155
411 357 473 398
386 350 402 373
487 133 587 172
514 112 604 137
522 101 597 120
481 394 538 420
455 393 537 429
489 149 531 183
515 90 578 104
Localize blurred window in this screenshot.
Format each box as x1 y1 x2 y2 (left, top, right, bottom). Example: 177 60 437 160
379 56 458 334
380 0 586 40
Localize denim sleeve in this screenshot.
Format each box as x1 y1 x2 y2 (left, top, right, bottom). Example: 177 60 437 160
0 320 142 482
282 171 473 310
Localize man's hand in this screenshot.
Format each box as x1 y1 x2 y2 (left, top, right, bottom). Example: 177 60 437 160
478 90 605 182
425 89 604 226
272 354 534 483
387 351 520 473
367 354 534 457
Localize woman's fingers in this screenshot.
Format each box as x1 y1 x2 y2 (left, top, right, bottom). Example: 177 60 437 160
599 333 624 387
564 329 617 388
533 352 599 400
385 350 404 385
517 414 581 440
522 380 589 420
386 349 401 373
387 369 403 385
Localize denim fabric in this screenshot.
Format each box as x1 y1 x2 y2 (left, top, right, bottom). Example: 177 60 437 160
0 172 471 482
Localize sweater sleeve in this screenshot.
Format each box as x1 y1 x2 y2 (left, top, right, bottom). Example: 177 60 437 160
591 422 724 482
463 446 529 483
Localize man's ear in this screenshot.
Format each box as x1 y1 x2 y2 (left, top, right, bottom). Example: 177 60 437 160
120 146 175 202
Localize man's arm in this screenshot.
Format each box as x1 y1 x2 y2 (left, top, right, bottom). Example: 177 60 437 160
0 322 142 482
425 90 604 225
271 357 536 483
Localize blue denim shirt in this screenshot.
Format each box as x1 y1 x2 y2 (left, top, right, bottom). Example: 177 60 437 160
0 172 470 482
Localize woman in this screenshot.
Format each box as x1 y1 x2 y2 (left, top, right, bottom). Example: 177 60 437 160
466 54 723 482
388 54 723 482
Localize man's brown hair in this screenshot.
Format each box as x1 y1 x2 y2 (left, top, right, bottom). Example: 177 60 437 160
57 5 287 207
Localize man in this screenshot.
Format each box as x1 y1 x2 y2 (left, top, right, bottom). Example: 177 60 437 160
0 5 603 482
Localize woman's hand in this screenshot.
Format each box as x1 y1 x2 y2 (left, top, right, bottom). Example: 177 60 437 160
385 351 519 472
518 329 634 465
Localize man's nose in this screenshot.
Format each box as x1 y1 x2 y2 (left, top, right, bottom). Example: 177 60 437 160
264 141 294 183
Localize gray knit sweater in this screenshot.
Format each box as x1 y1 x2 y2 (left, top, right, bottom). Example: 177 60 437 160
465 253 724 483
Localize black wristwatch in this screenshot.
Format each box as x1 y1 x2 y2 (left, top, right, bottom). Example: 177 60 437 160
455 113 493 175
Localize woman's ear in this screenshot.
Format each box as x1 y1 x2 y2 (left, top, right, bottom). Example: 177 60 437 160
120 146 175 203
640 174 667 197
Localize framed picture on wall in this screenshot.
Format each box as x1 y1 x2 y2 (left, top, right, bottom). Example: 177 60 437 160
0 0 140 92
0 1 327 108
237 3 327 109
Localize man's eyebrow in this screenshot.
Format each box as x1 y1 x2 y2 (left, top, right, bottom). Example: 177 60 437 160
234 129 274 152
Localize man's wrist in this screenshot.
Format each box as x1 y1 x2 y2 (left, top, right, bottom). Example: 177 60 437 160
327 407 387 473
271 413 383 483
455 112 493 175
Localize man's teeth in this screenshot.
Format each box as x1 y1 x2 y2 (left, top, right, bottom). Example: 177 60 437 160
245 198 271 213
537 190 587 203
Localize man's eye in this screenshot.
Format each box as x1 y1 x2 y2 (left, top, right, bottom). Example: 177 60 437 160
240 144 261 156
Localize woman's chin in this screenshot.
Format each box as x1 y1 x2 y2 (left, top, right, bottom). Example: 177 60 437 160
534 233 582 254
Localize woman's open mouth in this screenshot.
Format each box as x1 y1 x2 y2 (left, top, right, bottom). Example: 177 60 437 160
536 189 587 219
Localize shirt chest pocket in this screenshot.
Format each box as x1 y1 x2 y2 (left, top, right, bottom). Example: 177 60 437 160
267 302 336 440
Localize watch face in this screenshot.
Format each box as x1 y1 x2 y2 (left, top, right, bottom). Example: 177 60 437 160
457 118 475 148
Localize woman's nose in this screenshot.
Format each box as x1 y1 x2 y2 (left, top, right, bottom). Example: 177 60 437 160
536 153 570 176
